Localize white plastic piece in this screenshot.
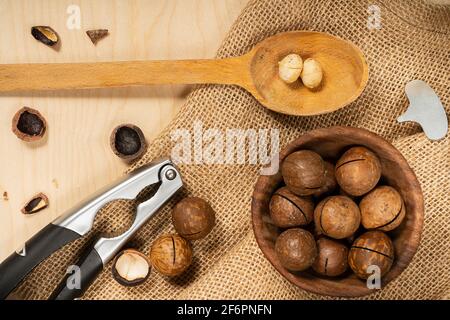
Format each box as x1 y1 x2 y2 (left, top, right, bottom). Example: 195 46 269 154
398 80 448 141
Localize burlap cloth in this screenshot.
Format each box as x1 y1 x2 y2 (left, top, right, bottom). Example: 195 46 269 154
15 0 449 299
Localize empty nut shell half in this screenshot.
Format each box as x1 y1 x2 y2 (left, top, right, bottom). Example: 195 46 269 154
31 26 59 46
112 249 151 286
21 193 49 215
12 107 47 142
110 124 147 161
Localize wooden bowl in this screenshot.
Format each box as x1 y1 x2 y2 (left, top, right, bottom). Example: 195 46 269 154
251 126 424 297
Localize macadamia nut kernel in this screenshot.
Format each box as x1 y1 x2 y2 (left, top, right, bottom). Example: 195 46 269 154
300 58 323 89
278 54 303 83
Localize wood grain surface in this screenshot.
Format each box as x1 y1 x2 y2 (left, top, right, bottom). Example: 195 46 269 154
0 0 248 261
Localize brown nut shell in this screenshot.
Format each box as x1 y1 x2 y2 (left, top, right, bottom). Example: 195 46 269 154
281 150 326 196
314 195 361 239
348 231 394 279
110 124 147 161
31 26 59 46
275 228 317 272
12 107 47 142
313 161 337 197
86 29 109 45
335 146 381 196
112 249 151 286
359 186 406 231
172 197 215 240
150 234 193 276
21 193 49 215
269 187 314 228
312 237 348 277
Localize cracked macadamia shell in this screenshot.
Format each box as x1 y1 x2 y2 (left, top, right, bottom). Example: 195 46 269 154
359 186 406 231
348 231 394 279
172 197 215 240
112 249 151 286
314 195 361 239
312 237 348 277
150 234 193 276
281 150 326 196
335 146 381 196
275 228 317 272
269 187 314 228
12 107 47 142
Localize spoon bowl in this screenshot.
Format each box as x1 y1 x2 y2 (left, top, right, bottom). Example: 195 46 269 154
246 31 369 115
0 31 368 116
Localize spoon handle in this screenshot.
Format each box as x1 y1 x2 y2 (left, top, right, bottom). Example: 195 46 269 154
0 57 249 92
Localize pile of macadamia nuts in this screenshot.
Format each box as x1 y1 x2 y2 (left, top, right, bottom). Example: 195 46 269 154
278 54 323 89
111 197 215 287
271 147 405 280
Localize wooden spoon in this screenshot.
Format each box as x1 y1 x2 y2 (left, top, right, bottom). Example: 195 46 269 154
0 31 368 116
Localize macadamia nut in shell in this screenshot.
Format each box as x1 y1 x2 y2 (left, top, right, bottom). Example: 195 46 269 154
269 187 314 228
150 234 193 276
112 249 151 286
359 186 406 231
314 195 361 239
335 146 381 196
281 150 326 196
275 228 317 272
312 237 348 277
172 197 215 240
348 231 394 279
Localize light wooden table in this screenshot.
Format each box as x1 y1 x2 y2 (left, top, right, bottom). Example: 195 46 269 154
0 0 248 261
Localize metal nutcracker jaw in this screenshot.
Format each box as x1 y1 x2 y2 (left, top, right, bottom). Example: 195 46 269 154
94 162 183 264
53 157 178 237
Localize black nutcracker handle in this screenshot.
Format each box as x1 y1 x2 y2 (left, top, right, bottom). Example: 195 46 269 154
49 247 103 300
0 223 81 300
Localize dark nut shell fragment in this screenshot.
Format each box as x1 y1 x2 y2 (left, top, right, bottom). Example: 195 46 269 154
150 234 193 277
281 150 326 196
31 26 59 46
275 228 317 272
86 29 109 45
348 230 394 279
172 197 215 240
12 107 47 142
112 249 151 286
269 186 314 228
21 193 49 215
110 124 147 161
